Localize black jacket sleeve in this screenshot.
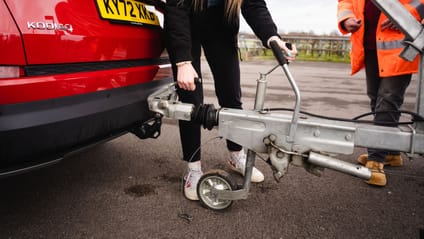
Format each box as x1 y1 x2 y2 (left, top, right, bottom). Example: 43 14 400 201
164 0 193 64
241 0 279 47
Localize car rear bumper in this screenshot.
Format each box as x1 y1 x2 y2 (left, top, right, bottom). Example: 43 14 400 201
0 77 172 174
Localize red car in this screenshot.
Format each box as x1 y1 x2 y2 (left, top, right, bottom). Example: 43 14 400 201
0 0 172 176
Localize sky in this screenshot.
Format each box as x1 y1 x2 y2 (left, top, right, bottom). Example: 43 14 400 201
240 0 339 35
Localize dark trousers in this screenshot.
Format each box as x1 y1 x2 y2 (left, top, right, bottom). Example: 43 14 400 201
175 8 243 162
364 50 411 162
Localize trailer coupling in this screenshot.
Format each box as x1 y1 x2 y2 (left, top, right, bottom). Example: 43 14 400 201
147 82 373 180
147 82 218 130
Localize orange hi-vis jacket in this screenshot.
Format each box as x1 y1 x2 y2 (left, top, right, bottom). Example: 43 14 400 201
337 0 424 77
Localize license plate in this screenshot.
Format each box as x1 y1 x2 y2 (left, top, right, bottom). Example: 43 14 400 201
95 0 160 27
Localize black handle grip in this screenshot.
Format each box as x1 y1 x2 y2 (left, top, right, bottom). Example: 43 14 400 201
269 40 288 66
175 77 202 90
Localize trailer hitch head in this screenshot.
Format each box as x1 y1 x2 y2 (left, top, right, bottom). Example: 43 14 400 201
148 82 219 130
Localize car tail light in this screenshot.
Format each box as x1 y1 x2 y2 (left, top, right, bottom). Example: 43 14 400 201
0 66 24 79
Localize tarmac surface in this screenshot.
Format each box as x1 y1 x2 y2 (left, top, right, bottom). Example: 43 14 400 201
1 60 423 238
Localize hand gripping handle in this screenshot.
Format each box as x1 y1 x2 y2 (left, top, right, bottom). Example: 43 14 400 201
269 40 288 65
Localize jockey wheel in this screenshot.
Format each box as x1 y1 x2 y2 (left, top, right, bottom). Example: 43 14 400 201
197 169 237 211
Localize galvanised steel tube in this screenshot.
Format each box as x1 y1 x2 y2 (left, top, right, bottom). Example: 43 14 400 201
307 152 371 180
254 73 267 111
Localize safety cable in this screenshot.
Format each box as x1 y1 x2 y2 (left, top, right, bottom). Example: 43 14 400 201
265 108 424 126
352 110 424 121
177 136 223 223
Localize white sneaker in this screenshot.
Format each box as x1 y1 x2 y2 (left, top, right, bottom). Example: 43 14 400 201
184 168 203 200
228 150 264 183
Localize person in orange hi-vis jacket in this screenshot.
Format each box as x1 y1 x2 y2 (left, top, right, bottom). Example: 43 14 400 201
337 0 423 186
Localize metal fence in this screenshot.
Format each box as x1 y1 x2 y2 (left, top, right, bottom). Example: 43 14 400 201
238 35 351 62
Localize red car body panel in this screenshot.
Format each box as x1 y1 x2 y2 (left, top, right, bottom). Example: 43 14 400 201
1 0 166 104
0 65 159 104
0 0 172 174
6 0 163 63
0 0 26 65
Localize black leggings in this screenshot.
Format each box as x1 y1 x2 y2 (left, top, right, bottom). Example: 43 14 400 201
175 14 243 162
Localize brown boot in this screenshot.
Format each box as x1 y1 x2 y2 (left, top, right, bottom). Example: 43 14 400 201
357 154 368 165
364 161 387 186
385 154 403 166
357 154 403 167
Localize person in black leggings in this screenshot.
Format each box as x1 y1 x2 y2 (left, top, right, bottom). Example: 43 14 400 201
165 0 297 200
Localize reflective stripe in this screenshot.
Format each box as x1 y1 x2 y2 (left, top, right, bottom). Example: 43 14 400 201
410 0 424 19
377 40 404 50
337 10 353 21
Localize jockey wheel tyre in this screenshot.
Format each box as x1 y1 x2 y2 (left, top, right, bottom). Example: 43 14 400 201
197 169 237 211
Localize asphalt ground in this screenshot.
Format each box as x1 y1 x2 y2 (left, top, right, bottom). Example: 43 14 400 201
1 60 423 238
